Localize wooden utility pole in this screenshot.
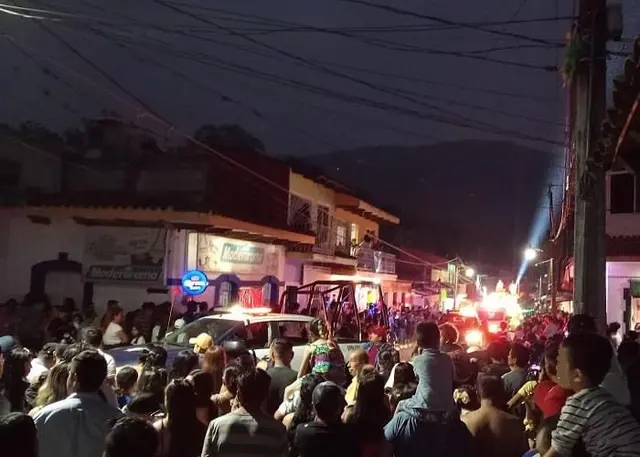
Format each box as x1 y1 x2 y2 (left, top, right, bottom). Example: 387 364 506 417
572 0 608 331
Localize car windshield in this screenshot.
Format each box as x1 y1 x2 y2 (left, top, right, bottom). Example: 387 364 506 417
165 318 239 346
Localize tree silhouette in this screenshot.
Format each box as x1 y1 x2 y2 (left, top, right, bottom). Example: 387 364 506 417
194 124 265 153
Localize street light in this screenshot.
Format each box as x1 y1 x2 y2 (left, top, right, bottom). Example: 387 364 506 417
465 267 475 278
524 247 538 261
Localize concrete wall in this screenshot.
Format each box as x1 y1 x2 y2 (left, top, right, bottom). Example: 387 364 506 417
606 261 640 330
289 172 335 209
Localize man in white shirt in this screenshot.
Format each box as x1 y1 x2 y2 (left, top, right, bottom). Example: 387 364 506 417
33 350 123 457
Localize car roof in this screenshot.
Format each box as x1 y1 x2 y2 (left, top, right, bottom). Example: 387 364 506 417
200 312 315 323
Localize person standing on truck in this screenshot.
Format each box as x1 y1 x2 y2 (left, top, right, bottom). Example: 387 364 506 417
297 319 346 386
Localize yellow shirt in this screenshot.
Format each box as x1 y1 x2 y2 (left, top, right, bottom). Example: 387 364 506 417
346 378 358 405
517 380 537 397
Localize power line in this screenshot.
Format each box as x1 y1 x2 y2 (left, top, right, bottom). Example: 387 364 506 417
340 0 564 48
147 0 561 144
87 24 562 145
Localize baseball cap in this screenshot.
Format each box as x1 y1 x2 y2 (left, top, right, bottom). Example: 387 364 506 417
368 325 387 338
190 333 213 353
0 336 16 354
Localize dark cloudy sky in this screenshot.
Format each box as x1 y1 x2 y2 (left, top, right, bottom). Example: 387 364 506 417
0 0 637 156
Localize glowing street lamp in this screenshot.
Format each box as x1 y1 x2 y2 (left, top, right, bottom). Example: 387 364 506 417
465 267 475 278
524 247 538 262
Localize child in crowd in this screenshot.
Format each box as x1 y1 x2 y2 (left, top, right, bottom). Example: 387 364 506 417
116 367 138 409
544 332 640 457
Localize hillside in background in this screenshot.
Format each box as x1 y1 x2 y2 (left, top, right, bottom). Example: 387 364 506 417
306 140 557 268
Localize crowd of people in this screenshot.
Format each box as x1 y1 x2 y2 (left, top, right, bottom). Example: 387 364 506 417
1 302 640 457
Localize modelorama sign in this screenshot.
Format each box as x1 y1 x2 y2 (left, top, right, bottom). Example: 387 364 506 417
195 233 281 276
84 227 166 283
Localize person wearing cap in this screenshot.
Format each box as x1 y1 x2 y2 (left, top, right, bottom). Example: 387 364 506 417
193 333 213 355
27 343 57 385
294 382 360 457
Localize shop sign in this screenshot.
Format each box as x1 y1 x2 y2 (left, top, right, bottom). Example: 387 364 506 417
181 270 209 295
220 243 264 265
196 234 281 276
84 227 165 283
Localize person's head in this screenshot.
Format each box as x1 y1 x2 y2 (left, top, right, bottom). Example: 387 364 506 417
125 393 162 420
137 367 168 400
54 343 68 364
508 343 529 369
67 350 107 394
309 318 329 341
476 374 507 407
607 322 621 336
439 324 459 346
557 332 612 391
543 341 560 379
487 341 509 364
1 347 31 385
348 349 369 377
0 413 38 457
193 333 213 355
169 350 199 380
352 372 388 423
38 343 58 369
130 325 141 338
236 368 270 410
535 416 559 456
105 416 158 457
313 381 346 424
61 343 91 363
269 338 293 366
81 327 104 348
202 346 226 374
388 383 416 413
453 386 480 413
137 345 167 369
104 305 124 328
567 314 597 335
36 362 70 407
165 378 197 424
222 364 242 396
140 302 155 319
116 366 139 396
368 325 386 343
187 370 215 407
392 362 417 386
415 322 440 349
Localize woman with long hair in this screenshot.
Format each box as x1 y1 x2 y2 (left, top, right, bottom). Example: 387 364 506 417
154 379 207 457
187 370 217 425
285 373 325 433
0 347 32 413
137 344 168 372
344 372 392 457
28 362 70 416
168 350 199 381
201 346 226 394
135 367 168 414
102 305 128 347
211 364 241 415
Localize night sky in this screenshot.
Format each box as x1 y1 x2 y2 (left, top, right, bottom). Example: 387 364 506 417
0 0 586 157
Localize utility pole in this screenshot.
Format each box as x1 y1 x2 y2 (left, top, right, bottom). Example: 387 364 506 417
572 0 608 331
547 185 558 314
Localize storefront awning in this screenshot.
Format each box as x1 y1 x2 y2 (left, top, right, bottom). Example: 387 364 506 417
1 205 315 246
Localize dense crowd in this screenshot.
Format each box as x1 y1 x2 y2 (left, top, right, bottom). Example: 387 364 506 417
1 303 640 457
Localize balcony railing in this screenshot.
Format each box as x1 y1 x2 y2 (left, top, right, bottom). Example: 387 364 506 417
356 248 396 275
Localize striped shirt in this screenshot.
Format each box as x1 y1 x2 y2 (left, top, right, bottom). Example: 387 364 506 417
551 387 640 457
201 408 287 457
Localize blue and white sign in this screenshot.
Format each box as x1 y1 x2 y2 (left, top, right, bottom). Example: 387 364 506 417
181 270 209 295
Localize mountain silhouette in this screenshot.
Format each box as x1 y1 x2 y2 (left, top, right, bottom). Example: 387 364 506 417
306 140 558 268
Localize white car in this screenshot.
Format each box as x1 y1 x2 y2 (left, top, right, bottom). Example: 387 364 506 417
109 307 367 371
